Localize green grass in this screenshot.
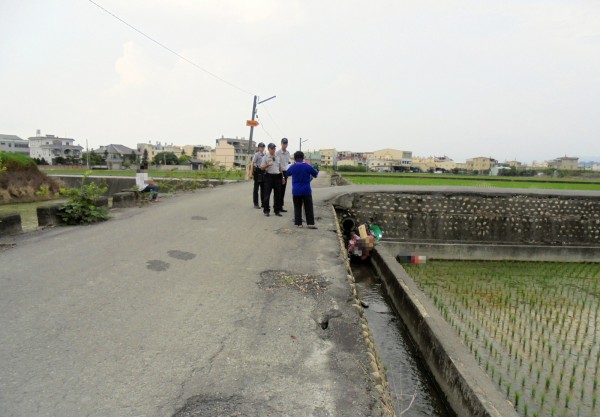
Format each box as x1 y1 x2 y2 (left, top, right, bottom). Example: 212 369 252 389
405 261 600 417
343 174 600 190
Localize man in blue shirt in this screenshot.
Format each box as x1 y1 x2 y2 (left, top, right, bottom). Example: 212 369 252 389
286 151 319 229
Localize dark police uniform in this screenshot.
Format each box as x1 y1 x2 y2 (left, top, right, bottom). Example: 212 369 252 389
251 147 265 208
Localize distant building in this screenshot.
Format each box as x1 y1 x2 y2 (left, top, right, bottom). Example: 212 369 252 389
95 144 138 170
28 133 83 165
337 160 360 167
182 145 213 163
466 156 497 173
214 136 255 169
303 151 321 167
412 155 457 172
319 148 338 167
505 160 523 168
337 151 368 167
0 134 30 155
368 148 413 172
548 156 579 170
137 141 183 163
530 160 548 169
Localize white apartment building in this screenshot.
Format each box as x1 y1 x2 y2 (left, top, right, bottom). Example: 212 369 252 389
28 133 83 164
0 134 30 155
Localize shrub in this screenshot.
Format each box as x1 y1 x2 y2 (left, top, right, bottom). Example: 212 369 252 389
0 152 60 202
0 151 37 170
58 172 109 224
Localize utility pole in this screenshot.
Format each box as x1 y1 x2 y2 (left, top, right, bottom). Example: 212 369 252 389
246 95 276 178
299 137 308 151
246 95 276 155
85 139 90 169
247 95 258 156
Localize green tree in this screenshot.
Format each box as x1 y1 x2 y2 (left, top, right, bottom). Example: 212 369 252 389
178 154 191 165
153 152 179 165
141 149 149 169
82 151 106 166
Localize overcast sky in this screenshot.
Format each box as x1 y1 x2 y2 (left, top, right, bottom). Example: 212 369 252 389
1 0 599 163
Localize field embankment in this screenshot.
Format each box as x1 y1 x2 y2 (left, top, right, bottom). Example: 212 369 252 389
0 152 61 204
341 172 600 190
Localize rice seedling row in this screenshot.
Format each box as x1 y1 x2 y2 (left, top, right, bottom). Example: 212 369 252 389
404 261 600 417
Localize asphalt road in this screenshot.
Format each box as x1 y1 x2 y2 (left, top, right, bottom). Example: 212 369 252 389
0 173 381 417
5 176 595 417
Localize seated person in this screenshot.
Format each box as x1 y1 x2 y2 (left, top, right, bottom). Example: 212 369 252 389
135 170 159 202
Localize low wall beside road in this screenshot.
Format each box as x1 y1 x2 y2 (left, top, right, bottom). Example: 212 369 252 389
332 191 600 246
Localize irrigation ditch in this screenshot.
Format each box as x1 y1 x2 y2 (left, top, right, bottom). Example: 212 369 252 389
332 190 600 417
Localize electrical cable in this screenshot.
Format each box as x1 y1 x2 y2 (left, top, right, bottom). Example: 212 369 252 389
87 0 254 96
261 104 285 137
256 114 274 140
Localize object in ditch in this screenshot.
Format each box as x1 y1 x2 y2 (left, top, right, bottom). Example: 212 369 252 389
369 224 383 241
347 234 375 259
396 254 427 265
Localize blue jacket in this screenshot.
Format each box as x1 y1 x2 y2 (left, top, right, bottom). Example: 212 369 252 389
286 162 319 196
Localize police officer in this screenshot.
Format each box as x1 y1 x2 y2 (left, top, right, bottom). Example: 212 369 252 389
260 143 283 217
250 142 266 209
275 138 291 212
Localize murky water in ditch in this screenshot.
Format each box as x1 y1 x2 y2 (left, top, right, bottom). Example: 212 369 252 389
352 260 455 417
0 199 66 231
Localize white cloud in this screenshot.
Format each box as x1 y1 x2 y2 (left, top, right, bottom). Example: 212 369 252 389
113 41 152 89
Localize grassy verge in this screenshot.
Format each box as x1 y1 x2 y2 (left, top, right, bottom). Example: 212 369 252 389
43 168 244 180
405 261 600 417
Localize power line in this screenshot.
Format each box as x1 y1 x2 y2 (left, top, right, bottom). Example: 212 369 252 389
87 0 254 96
256 114 274 140
261 104 285 137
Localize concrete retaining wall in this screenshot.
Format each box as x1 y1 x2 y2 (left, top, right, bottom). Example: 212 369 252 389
37 205 63 227
51 176 135 196
371 246 519 417
0 213 22 236
332 191 600 246
112 191 138 208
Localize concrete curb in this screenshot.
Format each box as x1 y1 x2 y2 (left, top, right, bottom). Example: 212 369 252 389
0 212 22 236
370 246 519 417
331 206 395 417
380 241 600 262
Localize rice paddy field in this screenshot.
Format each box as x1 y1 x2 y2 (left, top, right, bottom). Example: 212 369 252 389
404 261 600 417
342 173 600 191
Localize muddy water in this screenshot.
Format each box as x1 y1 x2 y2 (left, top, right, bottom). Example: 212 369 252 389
352 260 454 417
0 199 65 231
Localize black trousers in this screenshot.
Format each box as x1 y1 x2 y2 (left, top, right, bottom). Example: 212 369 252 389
279 171 288 208
253 177 264 207
293 195 315 225
263 173 282 214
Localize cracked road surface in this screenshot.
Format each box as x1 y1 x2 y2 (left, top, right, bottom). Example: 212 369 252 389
0 174 381 417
